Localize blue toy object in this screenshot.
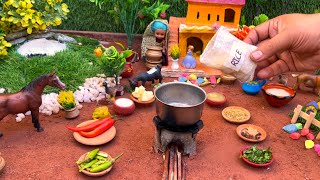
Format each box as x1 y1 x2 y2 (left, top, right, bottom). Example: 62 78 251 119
242 79 267 95
182 52 196 69
196 78 205 84
179 76 187 82
282 124 299 134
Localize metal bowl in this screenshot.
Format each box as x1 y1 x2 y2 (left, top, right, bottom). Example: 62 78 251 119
154 82 207 126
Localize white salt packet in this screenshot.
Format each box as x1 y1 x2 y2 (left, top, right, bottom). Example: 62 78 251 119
200 26 258 82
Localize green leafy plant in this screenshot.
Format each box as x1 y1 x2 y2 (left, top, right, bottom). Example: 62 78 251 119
169 44 180 59
239 15 246 27
240 145 272 164
0 0 70 34
139 0 170 21
96 45 127 85
89 0 149 49
253 14 269 26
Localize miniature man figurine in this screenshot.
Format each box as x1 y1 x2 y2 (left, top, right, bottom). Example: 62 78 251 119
141 19 169 66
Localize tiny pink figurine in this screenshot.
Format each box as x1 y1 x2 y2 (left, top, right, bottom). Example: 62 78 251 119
0 70 65 137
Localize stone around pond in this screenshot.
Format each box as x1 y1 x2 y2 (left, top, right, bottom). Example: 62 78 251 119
17 38 67 57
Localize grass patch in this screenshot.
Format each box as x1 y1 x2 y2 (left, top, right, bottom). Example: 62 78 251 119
0 36 102 94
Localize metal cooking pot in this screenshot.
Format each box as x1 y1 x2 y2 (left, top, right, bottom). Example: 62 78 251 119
154 82 207 126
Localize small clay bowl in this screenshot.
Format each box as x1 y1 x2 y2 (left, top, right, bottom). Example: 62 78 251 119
130 94 155 105
262 83 296 107
220 74 237 85
206 92 226 106
113 98 135 116
78 152 113 177
240 146 274 167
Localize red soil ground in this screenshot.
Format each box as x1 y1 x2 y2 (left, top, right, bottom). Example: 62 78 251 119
1 60 320 180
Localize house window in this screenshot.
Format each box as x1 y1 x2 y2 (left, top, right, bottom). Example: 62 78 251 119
197 12 200 19
217 15 220 21
208 14 211 21
224 8 235 22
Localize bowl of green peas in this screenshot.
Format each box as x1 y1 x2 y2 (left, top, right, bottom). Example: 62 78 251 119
77 148 123 177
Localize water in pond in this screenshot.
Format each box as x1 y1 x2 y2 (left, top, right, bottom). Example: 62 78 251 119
168 102 191 107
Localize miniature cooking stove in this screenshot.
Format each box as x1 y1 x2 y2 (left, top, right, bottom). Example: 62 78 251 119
153 116 203 156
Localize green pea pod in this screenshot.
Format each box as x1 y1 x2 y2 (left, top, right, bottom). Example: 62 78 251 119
79 159 98 172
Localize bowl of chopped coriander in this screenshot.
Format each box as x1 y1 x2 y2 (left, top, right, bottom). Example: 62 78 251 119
240 145 274 167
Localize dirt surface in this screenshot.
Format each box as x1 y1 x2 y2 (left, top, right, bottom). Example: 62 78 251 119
1 60 320 180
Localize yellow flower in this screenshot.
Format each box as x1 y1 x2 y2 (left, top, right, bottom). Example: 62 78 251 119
54 17 61 25
58 91 76 110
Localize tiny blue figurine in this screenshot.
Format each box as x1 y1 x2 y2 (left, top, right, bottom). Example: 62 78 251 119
182 45 196 69
242 79 267 95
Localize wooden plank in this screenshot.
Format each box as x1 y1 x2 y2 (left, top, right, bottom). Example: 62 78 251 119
316 132 320 140
299 111 310 122
162 148 170 180
311 119 320 128
177 149 182 180
173 146 178 180
181 158 186 180
304 112 315 129
169 146 175 180
291 105 302 124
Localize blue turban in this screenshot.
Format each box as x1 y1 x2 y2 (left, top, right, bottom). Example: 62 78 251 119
151 21 167 32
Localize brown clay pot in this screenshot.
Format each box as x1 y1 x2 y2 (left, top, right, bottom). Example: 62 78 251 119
145 46 162 63
65 107 80 119
121 62 134 78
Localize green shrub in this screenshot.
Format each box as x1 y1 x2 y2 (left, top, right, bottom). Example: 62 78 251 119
58 0 319 32
0 0 70 34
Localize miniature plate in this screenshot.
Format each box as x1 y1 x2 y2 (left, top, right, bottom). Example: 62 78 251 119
73 120 116 146
78 151 113 177
240 146 274 167
222 106 251 124
236 124 267 142
130 94 155 105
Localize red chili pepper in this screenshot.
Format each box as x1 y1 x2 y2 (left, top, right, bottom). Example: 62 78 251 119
66 117 111 132
78 118 115 138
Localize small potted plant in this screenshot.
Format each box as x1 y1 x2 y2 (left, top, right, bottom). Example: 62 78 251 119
58 90 79 119
170 44 181 69
95 45 133 95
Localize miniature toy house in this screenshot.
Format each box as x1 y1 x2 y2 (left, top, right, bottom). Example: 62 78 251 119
179 0 245 57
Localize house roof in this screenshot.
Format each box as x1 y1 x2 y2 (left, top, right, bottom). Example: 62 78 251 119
186 0 245 6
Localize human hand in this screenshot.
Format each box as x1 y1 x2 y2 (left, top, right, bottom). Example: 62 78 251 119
243 13 320 79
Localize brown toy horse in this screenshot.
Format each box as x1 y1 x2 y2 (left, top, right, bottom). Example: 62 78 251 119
0 70 65 137
293 73 320 95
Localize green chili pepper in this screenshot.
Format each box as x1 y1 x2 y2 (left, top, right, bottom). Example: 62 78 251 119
76 148 100 165
96 156 106 161
89 153 123 173
79 159 98 172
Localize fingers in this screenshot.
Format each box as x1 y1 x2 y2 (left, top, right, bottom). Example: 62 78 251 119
250 31 292 62
256 59 290 79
